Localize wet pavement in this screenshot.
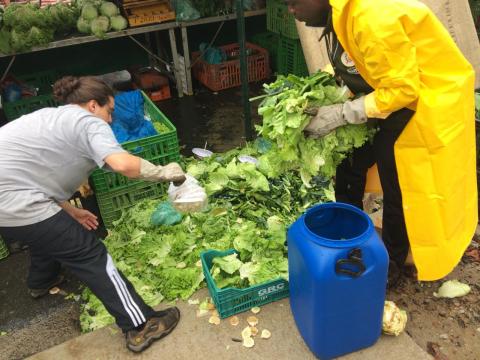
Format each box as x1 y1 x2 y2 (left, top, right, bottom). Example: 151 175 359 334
158 84 264 154
0 251 82 360
0 82 266 359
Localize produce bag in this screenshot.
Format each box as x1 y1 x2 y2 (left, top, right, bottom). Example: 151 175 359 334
172 0 201 21
111 90 157 143
168 174 207 212
151 202 183 226
199 43 226 64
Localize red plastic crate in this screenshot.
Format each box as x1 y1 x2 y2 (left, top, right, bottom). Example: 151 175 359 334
147 84 171 102
191 43 270 91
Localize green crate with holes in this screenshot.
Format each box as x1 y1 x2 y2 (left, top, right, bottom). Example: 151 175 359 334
251 31 279 72
266 0 299 39
201 249 289 319
3 70 59 121
90 92 180 227
277 36 309 76
95 181 167 228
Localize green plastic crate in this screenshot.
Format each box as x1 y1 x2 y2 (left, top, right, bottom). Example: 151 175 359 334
4 70 59 121
201 249 289 319
91 92 180 227
251 31 279 72
90 92 179 193
266 0 299 39
4 94 61 121
277 36 309 76
0 236 9 261
16 70 58 95
96 181 167 227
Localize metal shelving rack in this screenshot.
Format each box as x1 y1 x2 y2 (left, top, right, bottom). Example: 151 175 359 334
177 9 266 97
0 4 265 137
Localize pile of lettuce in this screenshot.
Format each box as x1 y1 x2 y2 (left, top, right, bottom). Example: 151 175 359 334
254 72 373 185
80 72 374 332
0 2 79 54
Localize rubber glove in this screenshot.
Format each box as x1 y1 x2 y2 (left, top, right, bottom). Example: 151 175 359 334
304 96 368 137
138 159 186 183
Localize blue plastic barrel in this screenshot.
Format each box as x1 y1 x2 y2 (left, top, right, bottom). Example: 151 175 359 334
287 202 388 360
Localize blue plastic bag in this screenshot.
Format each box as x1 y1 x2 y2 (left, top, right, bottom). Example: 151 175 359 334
111 90 157 143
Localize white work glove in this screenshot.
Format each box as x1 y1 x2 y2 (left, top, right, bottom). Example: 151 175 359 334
304 96 367 137
138 159 186 184
168 174 207 212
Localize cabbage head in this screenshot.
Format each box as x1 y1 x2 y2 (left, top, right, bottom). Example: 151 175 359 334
100 2 119 17
77 17 92 34
90 16 110 38
110 15 128 31
81 4 98 20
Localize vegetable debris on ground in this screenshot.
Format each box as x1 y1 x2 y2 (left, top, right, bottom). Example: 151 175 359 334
80 72 374 332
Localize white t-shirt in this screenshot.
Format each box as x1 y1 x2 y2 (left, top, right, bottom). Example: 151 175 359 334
0 104 126 226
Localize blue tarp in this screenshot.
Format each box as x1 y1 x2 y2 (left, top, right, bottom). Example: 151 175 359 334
111 90 157 143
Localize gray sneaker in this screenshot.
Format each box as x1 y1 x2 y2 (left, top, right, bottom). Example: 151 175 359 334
28 274 65 299
126 307 180 353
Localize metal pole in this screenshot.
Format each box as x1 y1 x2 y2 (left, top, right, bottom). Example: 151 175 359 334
236 0 253 141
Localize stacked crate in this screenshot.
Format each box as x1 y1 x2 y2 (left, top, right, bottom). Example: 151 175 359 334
90 92 180 227
265 0 309 77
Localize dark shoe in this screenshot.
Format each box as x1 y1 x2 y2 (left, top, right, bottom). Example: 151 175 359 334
126 307 180 353
28 274 65 299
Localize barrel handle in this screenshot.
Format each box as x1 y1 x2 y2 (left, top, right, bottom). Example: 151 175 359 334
335 248 366 278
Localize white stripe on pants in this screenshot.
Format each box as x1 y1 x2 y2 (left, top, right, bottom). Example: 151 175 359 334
106 254 146 327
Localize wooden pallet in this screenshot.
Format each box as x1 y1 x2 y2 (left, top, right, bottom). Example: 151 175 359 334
121 0 175 27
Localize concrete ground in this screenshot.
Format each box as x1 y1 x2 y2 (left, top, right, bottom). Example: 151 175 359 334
29 288 431 360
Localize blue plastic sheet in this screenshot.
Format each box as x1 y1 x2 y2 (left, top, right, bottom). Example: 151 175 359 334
111 90 157 143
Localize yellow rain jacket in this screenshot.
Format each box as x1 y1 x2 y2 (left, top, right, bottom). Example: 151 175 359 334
330 0 477 280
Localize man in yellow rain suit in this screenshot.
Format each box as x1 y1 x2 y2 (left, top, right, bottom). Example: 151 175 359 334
286 0 478 281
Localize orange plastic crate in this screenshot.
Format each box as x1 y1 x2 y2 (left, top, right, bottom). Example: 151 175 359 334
147 84 171 101
122 0 175 27
191 43 270 92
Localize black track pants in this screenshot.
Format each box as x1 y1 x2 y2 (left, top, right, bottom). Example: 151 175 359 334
335 109 413 266
0 210 155 332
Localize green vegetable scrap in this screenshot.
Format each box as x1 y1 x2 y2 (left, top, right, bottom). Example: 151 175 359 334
80 72 373 332
153 121 170 134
